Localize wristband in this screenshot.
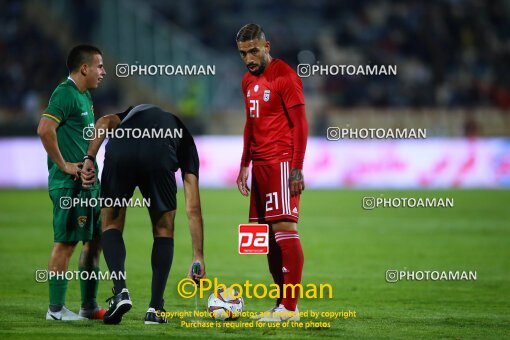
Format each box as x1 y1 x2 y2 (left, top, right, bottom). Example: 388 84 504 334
83 155 95 162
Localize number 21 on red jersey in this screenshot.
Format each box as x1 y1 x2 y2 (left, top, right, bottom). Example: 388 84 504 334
249 99 259 118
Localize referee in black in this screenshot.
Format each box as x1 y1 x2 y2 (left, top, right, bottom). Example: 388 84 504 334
80 104 206 325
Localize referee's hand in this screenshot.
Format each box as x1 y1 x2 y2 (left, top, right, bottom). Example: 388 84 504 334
236 166 250 196
188 259 206 283
81 159 96 188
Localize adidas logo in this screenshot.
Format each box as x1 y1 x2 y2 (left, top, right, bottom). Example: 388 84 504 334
282 266 290 273
292 207 298 214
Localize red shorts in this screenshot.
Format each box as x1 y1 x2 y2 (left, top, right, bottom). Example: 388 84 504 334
249 161 300 223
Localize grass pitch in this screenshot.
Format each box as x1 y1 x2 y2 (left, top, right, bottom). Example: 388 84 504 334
0 189 509 338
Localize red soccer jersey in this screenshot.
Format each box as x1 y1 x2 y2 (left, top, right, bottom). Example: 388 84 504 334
241 59 307 168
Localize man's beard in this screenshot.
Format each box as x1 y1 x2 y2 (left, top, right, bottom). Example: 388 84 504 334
248 57 267 76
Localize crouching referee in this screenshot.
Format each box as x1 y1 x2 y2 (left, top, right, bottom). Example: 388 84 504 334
80 104 206 324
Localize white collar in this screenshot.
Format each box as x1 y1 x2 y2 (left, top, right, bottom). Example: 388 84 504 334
67 76 78 85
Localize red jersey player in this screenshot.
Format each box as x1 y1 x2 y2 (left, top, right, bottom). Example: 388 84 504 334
236 24 308 322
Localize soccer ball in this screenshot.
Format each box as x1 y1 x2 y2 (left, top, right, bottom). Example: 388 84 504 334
207 286 244 320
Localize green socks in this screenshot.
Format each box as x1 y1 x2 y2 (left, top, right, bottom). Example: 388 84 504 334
48 266 100 310
49 274 68 309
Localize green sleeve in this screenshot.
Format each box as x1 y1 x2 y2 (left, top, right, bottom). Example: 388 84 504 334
44 87 73 124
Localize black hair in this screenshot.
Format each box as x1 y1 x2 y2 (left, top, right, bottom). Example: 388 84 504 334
66 44 102 73
236 24 266 42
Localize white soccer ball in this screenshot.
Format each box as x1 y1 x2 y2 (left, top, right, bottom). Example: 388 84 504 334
207 286 244 320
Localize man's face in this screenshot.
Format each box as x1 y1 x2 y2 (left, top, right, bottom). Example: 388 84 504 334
83 54 106 89
237 38 270 75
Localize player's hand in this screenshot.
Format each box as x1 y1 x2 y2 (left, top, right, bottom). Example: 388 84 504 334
289 168 305 196
81 159 96 188
236 166 250 196
188 258 206 283
61 162 83 181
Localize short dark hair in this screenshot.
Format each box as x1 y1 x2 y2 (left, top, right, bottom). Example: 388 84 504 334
66 44 102 73
236 24 266 42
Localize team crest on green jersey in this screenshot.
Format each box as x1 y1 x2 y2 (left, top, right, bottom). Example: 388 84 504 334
77 216 87 228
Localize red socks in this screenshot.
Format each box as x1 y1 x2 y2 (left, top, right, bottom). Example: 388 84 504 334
275 230 304 311
267 230 284 306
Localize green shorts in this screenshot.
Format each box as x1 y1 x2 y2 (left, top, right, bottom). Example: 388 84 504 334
49 188 102 243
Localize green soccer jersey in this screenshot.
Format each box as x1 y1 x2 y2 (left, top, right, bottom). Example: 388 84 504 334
43 77 99 190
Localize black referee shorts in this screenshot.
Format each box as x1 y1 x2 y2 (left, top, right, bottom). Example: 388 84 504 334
101 137 179 212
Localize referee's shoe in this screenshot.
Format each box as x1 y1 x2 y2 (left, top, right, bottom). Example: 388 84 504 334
144 299 168 325
103 288 132 324
144 307 168 324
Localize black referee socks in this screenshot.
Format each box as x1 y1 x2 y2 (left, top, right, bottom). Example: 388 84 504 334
101 229 127 294
150 237 174 310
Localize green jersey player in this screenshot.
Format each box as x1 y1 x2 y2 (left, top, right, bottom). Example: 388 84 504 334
37 45 106 321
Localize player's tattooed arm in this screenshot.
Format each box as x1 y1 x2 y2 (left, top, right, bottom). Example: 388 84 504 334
289 168 305 196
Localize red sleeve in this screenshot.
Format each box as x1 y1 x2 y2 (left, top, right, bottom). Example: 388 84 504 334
241 119 252 167
240 76 252 167
276 65 307 169
278 68 305 109
288 104 308 170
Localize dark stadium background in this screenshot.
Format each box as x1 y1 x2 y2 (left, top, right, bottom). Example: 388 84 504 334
0 0 508 338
